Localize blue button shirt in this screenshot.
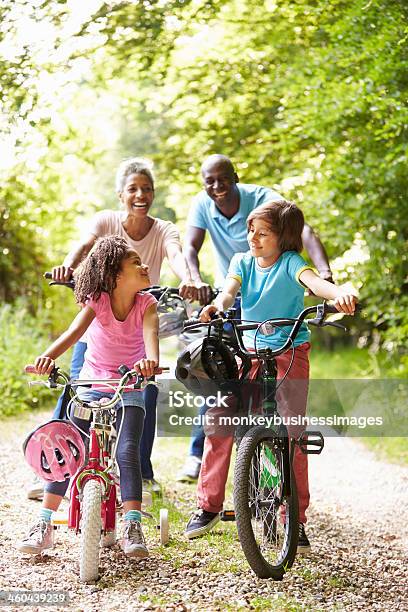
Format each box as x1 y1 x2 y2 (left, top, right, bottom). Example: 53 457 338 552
187 183 282 282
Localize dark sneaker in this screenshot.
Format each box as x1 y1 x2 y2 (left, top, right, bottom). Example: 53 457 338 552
185 509 220 539
297 523 311 554
142 478 161 495
122 521 149 558
17 520 55 554
176 456 202 482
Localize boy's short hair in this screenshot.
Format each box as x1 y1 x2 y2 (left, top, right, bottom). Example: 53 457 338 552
247 200 304 253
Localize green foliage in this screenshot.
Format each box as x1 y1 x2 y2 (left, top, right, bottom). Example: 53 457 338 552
0 0 407 358
133 0 408 352
0 299 70 417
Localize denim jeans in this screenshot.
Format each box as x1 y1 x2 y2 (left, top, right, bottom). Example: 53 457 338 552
52 341 158 479
52 341 87 419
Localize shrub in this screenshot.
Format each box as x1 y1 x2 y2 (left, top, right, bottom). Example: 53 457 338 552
0 300 70 417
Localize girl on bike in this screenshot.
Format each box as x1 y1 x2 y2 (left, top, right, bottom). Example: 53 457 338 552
185 199 357 553
24 157 196 502
18 235 159 559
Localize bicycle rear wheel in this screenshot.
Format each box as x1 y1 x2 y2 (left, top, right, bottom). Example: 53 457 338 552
234 426 298 579
79 479 102 583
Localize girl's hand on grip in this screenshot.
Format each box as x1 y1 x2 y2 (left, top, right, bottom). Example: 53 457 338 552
133 358 158 379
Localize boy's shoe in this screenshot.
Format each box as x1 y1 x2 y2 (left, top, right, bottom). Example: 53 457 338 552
176 456 202 482
27 476 44 501
17 520 54 554
142 478 161 495
122 521 149 558
297 523 311 554
185 509 220 539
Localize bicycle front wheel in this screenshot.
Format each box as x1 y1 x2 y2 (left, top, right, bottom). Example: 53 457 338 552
234 426 298 579
79 479 102 583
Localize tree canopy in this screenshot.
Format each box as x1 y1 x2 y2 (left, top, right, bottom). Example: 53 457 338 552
1 0 407 356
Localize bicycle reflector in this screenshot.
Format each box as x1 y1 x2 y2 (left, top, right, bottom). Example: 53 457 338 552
23 420 86 482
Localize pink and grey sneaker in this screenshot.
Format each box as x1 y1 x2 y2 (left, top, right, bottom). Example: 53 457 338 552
17 520 55 554
122 521 149 558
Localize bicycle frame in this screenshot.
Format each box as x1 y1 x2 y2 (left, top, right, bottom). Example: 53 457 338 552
68 409 117 534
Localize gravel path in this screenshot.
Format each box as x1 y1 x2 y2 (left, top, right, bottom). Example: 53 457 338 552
0 411 407 611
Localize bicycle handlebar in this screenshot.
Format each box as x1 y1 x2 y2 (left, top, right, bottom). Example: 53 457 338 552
44 274 217 302
183 301 361 359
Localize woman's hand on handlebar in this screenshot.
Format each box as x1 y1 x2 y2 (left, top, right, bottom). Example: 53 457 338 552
133 358 158 379
333 293 358 315
27 356 56 376
51 265 74 283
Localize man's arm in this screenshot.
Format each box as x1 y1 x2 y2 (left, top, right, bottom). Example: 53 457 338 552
183 226 212 304
302 223 333 282
165 242 198 302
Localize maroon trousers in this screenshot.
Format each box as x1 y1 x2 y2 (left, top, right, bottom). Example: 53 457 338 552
197 342 311 523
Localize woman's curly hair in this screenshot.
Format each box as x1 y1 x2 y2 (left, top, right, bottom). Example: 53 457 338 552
74 235 132 303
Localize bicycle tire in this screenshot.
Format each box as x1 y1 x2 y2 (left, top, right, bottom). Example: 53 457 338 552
79 479 102 583
234 425 298 579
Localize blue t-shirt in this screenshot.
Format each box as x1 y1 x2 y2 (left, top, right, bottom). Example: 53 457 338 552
228 251 312 349
187 183 282 282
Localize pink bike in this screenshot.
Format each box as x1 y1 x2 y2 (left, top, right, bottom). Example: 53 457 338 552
24 364 169 583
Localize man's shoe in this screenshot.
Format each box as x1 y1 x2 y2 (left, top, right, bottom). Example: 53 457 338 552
17 520 54 554
297 523 311 554
185 509 220 539
176 456 202 482
142 478 161 495
122 521 149 558
27 476 44 501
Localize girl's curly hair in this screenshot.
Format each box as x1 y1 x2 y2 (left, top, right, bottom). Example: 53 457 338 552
74 235 132 303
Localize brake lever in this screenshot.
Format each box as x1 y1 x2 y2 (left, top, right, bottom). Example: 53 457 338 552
323 321 347 331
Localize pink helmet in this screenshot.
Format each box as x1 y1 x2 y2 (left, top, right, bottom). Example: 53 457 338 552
23 420 86 482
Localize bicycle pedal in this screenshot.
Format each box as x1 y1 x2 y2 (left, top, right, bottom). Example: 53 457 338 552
220 510 236 522
297 430 324 455
51 512 68 526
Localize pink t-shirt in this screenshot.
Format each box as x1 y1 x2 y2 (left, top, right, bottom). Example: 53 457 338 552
87 210 181 285
79 291 157 385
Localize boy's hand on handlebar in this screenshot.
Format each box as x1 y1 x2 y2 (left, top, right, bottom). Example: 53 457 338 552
133 358 158 379
31 356 56 376
51 265 74 283
333 294 358 315
200 304 219 322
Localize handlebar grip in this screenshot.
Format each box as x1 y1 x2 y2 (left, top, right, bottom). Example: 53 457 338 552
324 303 340 314
184 317 202 327
24 365 38 374
324 302 361 315
44 272 52 279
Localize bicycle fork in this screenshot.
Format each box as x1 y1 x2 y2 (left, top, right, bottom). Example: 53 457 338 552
68 425 116 533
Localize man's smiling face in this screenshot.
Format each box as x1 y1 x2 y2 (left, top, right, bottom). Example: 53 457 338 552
201 159 238 210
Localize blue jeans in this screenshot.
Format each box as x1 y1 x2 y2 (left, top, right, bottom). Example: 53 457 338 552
52 341 87 419
188 295 242 459
45 389 144 501
52 341 158 479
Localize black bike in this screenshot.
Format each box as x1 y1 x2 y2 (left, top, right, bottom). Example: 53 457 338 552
182 302 355 579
